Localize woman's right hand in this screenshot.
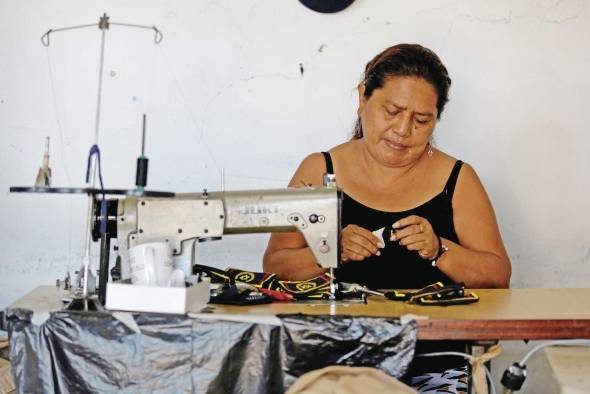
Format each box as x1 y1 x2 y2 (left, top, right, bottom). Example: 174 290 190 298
341 225 384 262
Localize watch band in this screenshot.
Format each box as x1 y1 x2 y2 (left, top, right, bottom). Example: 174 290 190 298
431 236 449 267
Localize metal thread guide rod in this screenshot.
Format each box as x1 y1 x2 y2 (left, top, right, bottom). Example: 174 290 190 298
141 115 147 155
82 14 108 298
40 13 163 304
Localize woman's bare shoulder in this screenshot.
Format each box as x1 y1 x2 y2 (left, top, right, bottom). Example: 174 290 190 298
289 153 323 186
433 148 458 168
299 152 326 169
424 148 459 184
433 149 478 182
435 152 485 203
455 160 483 191
289 146 340 186
290 141 357 187
427 149 484 202
328 140 359 168
330 140 357 155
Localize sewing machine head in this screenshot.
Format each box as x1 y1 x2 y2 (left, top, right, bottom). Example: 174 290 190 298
108 185 341 280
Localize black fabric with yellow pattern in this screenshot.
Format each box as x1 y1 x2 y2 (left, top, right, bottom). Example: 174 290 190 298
194 264 334 300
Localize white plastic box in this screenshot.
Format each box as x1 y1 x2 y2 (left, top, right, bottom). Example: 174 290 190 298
105 278 210 314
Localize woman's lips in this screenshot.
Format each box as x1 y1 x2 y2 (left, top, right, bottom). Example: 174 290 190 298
383 139 407 150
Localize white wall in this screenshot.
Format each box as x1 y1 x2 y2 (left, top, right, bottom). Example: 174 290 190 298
1 0 589 309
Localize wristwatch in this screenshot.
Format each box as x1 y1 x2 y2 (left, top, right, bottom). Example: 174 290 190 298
431 236 449 267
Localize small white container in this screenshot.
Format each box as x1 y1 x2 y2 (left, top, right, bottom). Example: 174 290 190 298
105 278 210 314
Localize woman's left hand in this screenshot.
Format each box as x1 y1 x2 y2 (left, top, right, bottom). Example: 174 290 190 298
390 215 440 260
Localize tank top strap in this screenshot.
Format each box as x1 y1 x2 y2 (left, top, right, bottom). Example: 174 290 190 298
321 151 334 175
443 160 464 200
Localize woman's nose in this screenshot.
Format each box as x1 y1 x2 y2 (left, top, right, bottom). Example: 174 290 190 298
391 114 412 137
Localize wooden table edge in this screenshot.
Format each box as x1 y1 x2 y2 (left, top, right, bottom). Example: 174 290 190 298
416 319 590 340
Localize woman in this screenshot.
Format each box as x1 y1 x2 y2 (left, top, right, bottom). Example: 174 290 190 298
264 43 511 290
265 43 510 393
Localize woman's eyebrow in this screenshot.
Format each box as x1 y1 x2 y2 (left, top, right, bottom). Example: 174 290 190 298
414 111 434 117
384 100 404 108
384 101 433 117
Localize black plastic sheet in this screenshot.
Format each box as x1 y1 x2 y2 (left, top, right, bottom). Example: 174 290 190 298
4 308 417 393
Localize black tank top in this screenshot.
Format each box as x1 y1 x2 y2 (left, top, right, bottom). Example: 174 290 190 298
324 152 468 374
323 151 463 290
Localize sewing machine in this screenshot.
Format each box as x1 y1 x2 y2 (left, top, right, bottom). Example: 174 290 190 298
10 14 342 309
91 176 341 304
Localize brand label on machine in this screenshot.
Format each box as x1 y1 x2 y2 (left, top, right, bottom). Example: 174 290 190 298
237 205 279 215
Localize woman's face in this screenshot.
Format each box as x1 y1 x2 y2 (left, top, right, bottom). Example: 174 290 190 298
358 76 438 167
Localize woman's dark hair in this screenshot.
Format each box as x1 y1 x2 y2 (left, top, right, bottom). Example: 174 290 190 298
353 43 451 139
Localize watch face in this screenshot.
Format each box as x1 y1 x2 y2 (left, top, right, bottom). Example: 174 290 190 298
298 0 355 14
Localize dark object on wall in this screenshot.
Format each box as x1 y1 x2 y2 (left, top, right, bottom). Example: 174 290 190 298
299 0 355 13
4 308 416 393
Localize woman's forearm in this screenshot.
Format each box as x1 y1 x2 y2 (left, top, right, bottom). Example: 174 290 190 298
435 238 511 288
263 247 327 280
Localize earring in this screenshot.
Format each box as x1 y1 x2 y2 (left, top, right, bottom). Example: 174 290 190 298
427 140 434 157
